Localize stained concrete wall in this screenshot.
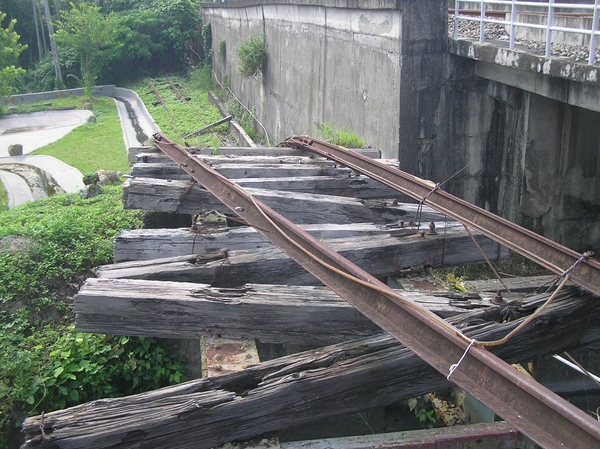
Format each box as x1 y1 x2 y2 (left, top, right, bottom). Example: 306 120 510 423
202 1 600 252
203 0 447 160
443 40 600 252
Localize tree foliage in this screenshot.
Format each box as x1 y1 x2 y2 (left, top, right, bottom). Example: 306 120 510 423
105 0 202 76
0 11 26 97
53 2 124 97
6 0 202 92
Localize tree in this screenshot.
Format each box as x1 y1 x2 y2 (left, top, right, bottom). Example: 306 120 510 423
53 2 124 97
0 11 27 97
102 0 201 73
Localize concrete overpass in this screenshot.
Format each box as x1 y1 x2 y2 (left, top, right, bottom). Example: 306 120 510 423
201 0 600 252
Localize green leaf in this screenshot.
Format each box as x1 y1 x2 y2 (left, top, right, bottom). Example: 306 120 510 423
68 389 79 402
79 360 91 369
53 366 65 378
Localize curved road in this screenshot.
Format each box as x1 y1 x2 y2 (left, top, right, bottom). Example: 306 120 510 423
0 90 157 208
0 169 34 207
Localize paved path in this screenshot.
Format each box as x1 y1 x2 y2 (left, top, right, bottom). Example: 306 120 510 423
0 91 157 208
0 110 92 208
0 169 34 208
0 155 84 193
0 110 94 156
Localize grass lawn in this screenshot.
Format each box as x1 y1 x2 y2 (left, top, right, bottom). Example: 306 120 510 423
30 97 130 174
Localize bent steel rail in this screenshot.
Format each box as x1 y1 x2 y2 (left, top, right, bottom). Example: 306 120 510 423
153 132 600 449
285 135 600 297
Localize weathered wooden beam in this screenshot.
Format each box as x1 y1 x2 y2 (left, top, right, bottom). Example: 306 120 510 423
132 162 352 179
129 172 401 199
131 154 398 178
22 290 600 449
233 422 535 449
114 221 460 262
136 152 335 164
75 279 490 343
185 115 232 138
123 178 446 224
127 145 382 164
97 227 506 286
229 175 402 199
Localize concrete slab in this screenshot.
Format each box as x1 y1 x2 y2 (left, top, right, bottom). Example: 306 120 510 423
112 88 160 149
0 155 84 194
0 169 34 208
0 110 94 156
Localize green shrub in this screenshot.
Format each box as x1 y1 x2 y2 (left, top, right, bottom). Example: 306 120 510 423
0 187 171 447
0 187 142 307
237 35 267 78
0 320 185 448
34 328 185 411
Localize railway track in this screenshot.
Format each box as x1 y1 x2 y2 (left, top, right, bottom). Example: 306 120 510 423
146 76 226 146
286 135 600 297
152 132 600 449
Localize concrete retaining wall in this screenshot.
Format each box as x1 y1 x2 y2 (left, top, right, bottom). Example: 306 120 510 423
444 39 600 251
1 85 118 105
203 0 447 160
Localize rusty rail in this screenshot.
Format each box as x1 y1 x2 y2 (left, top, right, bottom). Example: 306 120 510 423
153 132 600 449
285 135 600 296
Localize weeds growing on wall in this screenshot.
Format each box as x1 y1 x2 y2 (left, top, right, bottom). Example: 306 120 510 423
237 35 267 78
218 40 227 61
202 23 213 65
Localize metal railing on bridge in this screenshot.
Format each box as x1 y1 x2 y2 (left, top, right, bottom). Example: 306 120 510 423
452 0 600 64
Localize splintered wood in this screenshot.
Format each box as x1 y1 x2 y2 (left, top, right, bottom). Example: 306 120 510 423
25 289 600 448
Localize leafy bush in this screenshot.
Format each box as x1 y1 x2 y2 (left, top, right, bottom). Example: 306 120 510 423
0 187 189 448
32 328 184 411
0 187 142 307
237 35 267 78
0 320 185 448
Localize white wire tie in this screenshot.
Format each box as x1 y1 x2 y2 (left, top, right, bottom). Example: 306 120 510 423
447 339 477 380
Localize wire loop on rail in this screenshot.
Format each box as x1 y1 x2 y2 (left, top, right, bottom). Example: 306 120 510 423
448 339 477 380
562 251 594 277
